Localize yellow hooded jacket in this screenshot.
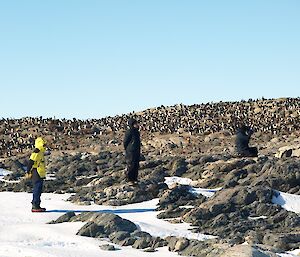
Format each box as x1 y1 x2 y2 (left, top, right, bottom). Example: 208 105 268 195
29 137 46 178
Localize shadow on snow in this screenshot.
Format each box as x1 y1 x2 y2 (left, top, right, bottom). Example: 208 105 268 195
45 208 156 214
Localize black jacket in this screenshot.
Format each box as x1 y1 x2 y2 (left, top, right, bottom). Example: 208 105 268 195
26 148 42 182
235 129 251 153
124 128 141 154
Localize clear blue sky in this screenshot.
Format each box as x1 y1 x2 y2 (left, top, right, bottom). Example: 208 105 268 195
0 0 299 119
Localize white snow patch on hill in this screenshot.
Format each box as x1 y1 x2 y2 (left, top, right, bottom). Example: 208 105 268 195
164 176 222 197
272 190 300 214
0 168 11 177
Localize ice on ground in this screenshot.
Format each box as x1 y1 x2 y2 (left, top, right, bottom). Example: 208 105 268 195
0 169 16 184
165 176 195 186
272 190 300 214
278 249 300 257
165 176 222 197
248 216 267 220
0 168 11 178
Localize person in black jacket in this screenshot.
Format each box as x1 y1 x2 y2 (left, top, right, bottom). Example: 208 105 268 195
235 125 258 157
123 118 141 183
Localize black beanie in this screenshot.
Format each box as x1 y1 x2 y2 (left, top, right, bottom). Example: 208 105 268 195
128 118 137 128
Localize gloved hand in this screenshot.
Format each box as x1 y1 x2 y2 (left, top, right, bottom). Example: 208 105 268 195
25 171 32 180
45 149 51 156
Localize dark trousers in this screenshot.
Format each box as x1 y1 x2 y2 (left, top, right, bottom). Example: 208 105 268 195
32 179 43 207
125 152 140 182
239 147 258 157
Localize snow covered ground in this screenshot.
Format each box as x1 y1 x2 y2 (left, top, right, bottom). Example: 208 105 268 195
0 191 213 257
164 176 222 197
272 192 300 257
0 169 11 181
0 176 299 257
0 169 11 177
272 190 300 214
0 169 16 184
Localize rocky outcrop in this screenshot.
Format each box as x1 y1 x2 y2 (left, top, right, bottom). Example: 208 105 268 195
1 117 300 256
218 245 276 257
48 211 76 224
181 186 300 249
72 212 138 235
99 244 118 251
50 211 168 252
252 158 300 194
69 180 167 206
157 185 207 219
275 145 300 158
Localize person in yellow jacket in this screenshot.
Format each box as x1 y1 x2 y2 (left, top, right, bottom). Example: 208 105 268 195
26 137 47 212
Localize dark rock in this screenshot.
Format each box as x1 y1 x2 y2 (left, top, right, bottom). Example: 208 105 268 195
183 207 212 224
119 237 136 246
245 230 264 245
168 158 188 176
272 210 288 224
255 203 281 217
219 245 275 257
131 231 152 239
234 189 257 205
109 231 131 244
158 185 200 210
140 160 163 169
180 185 300 251
165 236 178 252
199 155 221 165
157 206 189 219
174 237 190 252
210 214 230 228
220 159 256 173
75 177 95 187
132 237 154 249
284 212 300 227
254 159 300 193
99 244 118 251
48 211 76 224
263 233 300 251
74 212 137 237
223 179 239 188
157 184 207 219
76 222 104 238
143 247 157 252
179 240 225 257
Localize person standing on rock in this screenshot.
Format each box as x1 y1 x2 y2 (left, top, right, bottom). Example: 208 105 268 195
235 125 258 157
123 118 141 184
26 137 47 212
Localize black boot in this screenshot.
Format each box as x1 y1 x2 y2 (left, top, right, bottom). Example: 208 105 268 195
32 203 46 212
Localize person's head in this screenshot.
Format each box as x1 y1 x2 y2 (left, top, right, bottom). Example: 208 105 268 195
128 118 139 129
240 124 249 133
35 137 47 152
240 124 253 135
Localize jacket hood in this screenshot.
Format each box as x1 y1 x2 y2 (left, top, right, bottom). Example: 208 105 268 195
128 118 137 128
35 137 46 152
